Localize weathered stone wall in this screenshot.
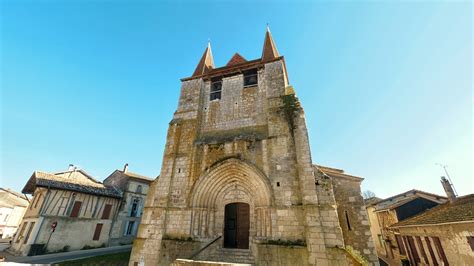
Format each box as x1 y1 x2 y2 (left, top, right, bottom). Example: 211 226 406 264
130 59 358 265
330 175 378 264
254 244 309 266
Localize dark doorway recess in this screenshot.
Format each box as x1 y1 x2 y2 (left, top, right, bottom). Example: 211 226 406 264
224 202 249 249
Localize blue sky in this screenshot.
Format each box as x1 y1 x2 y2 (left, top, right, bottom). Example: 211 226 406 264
1 1 472 199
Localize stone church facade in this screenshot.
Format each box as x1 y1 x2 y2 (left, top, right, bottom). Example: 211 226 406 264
130 28 378 265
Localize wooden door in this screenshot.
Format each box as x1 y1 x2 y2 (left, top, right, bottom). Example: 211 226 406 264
224 203 249 249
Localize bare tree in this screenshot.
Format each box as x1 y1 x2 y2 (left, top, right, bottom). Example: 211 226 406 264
362 190 376 199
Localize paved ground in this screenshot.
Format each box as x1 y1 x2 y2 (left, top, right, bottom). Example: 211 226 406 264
0 244 131 264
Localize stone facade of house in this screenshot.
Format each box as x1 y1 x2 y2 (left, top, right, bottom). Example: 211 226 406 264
130 28 378 266
104 164 153 246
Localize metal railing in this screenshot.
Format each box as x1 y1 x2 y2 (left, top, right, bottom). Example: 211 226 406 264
188 235 222 260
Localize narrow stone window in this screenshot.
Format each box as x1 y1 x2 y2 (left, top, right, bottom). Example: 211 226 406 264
136 185 143 194
276 182 280 187
125 221 136 235
130 199 140 217
243 69 258 87
344 210 352 231
210 78 222 100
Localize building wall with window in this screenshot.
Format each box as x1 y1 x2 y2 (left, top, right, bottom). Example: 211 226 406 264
392 223 474 265
130 29 379 266
0 188 29 239
366 190 448 265
389 194 474 265
9 169 122 256
103 167 153 246
324 167 377 261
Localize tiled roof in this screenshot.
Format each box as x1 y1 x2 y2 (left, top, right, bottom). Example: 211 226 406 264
370 189 446 209
192 42 215 77
0 188 29 208
391 194 474 227
22 170 122 198
184 27 282 81
226 53 247 66
313 164 364 181
365 197 383 206
121 171 154 183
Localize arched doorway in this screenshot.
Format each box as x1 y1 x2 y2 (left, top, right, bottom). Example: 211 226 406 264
224 202 249 249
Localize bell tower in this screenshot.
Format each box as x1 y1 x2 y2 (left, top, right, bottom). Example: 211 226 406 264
129 27 357 266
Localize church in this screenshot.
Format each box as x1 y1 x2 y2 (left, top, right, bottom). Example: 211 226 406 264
130 28 378 266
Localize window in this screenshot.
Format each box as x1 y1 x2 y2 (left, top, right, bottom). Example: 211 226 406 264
344 210 352 231
101 204 112 219
432 236 448 265
136 185 143 194
406 236 421 264
16 222 27 243
23 222 35 244
424 237 438 266
210 79 222 100
125 221 135 235
70 201 82 218
468 236 474 251
243 69 258 87
34 194 42 208
395 235 406 255
415 236 429 264
93 223 103 240
130 199 139 217
378 234 386 249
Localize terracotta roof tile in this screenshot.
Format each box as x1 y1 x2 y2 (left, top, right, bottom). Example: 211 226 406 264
22 170 122 198
226 53 247 66
391 194 474 227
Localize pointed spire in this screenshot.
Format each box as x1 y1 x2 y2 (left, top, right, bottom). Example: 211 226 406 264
261 25 280 62
192 41 215 77
226 53 247 66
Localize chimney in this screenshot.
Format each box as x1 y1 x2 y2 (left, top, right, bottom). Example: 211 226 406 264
440 176 456 202
123 163 129 173
68 164 75 171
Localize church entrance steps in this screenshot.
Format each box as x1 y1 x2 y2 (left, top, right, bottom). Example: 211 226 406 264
173 258 252 266
195 246 255 265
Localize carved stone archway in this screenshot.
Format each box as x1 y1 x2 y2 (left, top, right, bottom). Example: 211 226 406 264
188 158 273 239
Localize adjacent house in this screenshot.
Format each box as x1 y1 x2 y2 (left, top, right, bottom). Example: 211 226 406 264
390 193 474 265
9 167 122 256
366 189 447 265
0 188 29 239
103 164 154 245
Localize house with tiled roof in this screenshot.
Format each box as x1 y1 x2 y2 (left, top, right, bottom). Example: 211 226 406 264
9 165 122 256
103 164 155 245
390 194 474 265
366 189 447 265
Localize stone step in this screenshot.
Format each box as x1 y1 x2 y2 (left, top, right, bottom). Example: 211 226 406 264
198 248 255 265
